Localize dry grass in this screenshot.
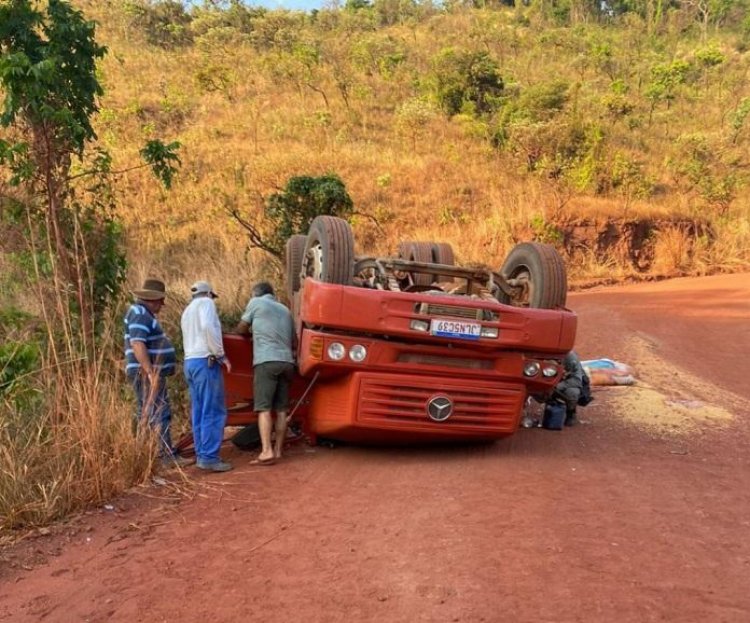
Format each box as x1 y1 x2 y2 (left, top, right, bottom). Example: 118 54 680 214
0 226 157 532
0 358 156 530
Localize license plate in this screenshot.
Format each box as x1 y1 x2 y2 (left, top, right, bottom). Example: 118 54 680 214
429 318 481 340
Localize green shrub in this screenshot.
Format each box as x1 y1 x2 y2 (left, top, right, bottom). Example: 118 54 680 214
432 48 504 117
0 340 39 396
124 0 193 49
263 174 355 256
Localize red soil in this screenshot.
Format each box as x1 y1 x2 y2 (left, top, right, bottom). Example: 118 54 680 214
1 273 749 623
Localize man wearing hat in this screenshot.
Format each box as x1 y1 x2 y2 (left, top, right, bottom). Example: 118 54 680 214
181 280 233 472
124 278 190 467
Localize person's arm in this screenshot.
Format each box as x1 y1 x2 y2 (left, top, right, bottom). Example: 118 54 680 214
289 314 298 354
200 300 233 373
235 319 251 335
131 341 157 381
127 308 157 380
235 298 256 335
201 301 224 357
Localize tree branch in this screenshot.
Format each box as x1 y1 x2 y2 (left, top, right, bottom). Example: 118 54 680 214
67 162 148 182
228 206 282 259
351 210 384 235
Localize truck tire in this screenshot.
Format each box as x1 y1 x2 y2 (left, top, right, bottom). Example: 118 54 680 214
406 241 434 286
500 242 567 308
397 241 413 259
303 216 355 285
432 242 455 282
285 234 307 300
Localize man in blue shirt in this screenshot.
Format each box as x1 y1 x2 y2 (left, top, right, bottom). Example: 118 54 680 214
236 282 296 465
124 278 190 467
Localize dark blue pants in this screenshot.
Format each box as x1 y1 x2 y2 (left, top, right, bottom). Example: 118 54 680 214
131 374 174 458
184 358 227 464
554 378 582 415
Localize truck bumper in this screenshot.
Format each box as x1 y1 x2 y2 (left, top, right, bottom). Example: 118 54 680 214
306 370 525 443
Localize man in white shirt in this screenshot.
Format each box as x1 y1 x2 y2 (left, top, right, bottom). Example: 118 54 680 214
181 281 233 472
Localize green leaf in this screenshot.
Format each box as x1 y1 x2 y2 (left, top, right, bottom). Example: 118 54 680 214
140 139 182 189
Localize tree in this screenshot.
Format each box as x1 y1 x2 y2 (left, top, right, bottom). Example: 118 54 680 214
0 0 180 347
432 48 504 117
123 0 193 49
231 174 355 259
345 0 374 9
680 0 741 40
670 133 739 216
395 96 436 151
644 60 691 121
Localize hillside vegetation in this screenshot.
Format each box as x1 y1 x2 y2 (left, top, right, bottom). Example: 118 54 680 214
83 0 750 298
2 0 750 529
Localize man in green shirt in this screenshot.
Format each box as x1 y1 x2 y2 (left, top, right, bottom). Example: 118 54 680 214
236 282 296 464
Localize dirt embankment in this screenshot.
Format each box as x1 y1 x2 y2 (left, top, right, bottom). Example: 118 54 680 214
517 216 714 284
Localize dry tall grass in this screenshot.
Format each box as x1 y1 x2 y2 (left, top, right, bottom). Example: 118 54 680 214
0 224 156 531
0 361 155 530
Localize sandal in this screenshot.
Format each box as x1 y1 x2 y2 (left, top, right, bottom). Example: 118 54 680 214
250 457 276 466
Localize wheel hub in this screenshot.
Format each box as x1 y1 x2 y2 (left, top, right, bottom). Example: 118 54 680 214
303 243 324 280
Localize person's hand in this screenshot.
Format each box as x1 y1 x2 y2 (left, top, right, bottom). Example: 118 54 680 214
222 357 232 373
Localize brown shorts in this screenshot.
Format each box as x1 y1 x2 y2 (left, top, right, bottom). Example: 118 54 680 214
253 361 295 412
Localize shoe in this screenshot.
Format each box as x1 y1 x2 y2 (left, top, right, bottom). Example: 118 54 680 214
161 455 195 469
196 460 233 472
564 414 578 427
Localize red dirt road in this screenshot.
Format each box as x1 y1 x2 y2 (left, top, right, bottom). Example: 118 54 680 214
2 273 749 623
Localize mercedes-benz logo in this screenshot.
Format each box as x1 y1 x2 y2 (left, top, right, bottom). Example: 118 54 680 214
426 395 453 422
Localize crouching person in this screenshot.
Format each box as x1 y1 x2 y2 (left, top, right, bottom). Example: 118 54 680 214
181 281 233 472
553 350 585 427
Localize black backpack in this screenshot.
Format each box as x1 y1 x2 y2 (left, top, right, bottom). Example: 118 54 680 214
578 370 594 407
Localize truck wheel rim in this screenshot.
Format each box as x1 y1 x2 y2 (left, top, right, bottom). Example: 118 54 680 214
304 243 324 280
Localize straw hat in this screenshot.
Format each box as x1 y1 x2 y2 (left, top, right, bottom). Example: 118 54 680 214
132 278 167 301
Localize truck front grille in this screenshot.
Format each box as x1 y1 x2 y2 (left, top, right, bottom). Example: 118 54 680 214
358 375 523 430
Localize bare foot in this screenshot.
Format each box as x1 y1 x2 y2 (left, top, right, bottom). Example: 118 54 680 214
257 451 274 462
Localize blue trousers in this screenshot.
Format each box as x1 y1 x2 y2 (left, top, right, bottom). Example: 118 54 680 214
184 358 228 463
131 374 174 458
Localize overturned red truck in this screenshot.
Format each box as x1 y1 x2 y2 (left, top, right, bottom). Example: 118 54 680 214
222 215 576 444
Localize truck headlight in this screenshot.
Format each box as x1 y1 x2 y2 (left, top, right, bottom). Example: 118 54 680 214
480 327 499 338
349 344 367 362
410 319 429 332
523 361 540 377
327 342 345 361
542 365 558 377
